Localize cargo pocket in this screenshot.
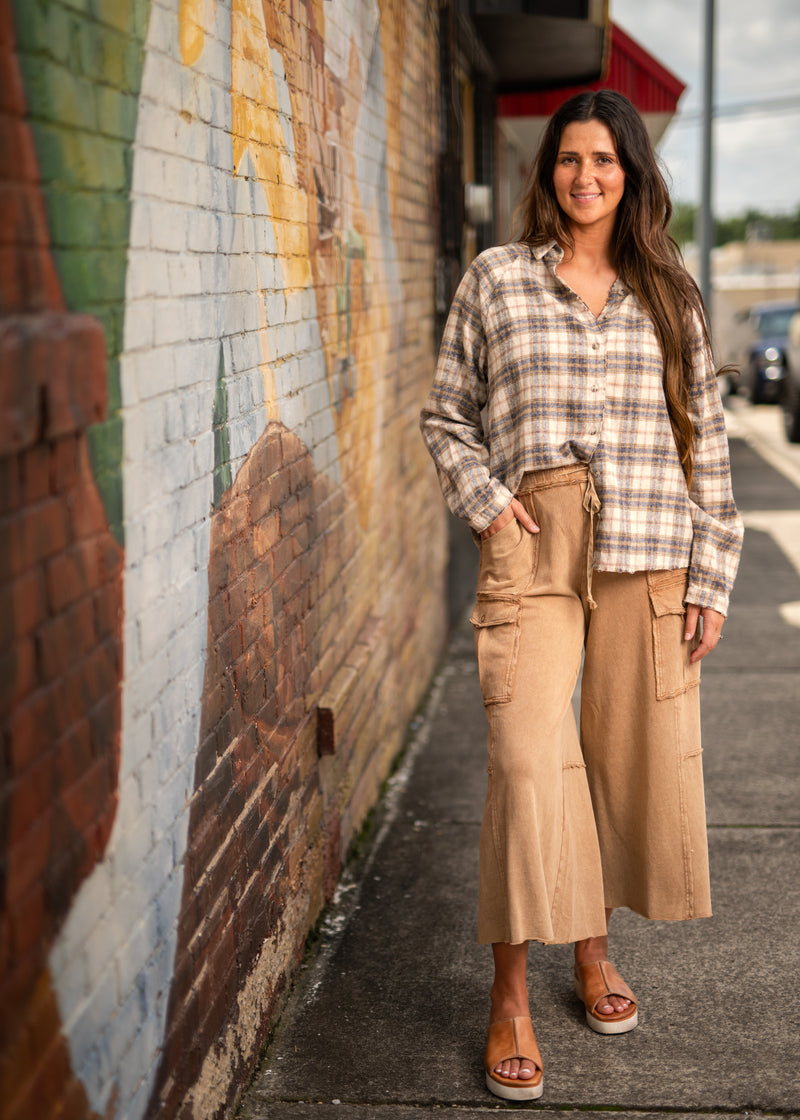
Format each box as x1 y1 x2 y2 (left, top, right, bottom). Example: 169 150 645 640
469 594 522 705
646 569 701 701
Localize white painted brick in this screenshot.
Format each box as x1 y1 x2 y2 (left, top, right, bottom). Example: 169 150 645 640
114 905 160 1003
165 623 206 684
191 434 215 482
125 646 170 721
208 121 232 171
198 161 229 213
142 102 179 159
137 595 176 663
186 295 220 342
128 200 150 250
122 298 155 353
117 711 152 785
195 69 215 124
161 154 196 207
265 290 288 329
154 867 185 943
187 209 219 254
116 1016 159 1111
109 824 157 910
153 299 191 347
114 773 144 834
123 460 165 519
149 202 187 254
130 146 167 200
49 935 91 1018
105 984 147 1074
172 340 215 391
143 0 179 63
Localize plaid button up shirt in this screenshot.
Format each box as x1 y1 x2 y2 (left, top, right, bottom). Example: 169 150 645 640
420 241 743 615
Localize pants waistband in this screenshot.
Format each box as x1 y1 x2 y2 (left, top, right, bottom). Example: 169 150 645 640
516 464 591 493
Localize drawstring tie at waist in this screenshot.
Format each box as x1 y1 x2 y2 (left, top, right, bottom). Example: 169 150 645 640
582 472 601 610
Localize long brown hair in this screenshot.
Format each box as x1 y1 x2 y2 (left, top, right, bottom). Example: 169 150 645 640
516 89 709 488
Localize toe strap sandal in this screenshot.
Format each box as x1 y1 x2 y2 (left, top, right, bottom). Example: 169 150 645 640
574 960 638 1035
484 1016 544 1101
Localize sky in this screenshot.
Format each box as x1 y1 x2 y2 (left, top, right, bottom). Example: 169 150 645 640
611 0 800 217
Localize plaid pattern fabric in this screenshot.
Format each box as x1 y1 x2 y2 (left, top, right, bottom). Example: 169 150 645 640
420 241 743 615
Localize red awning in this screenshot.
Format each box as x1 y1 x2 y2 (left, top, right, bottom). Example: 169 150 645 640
498 22 686 123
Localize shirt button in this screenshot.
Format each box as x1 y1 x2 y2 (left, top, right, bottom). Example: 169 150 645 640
591 342 600 351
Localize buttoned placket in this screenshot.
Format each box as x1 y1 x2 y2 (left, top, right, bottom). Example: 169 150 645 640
549 261 618 457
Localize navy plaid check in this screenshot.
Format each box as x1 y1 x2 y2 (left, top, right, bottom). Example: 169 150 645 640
420 242 743 615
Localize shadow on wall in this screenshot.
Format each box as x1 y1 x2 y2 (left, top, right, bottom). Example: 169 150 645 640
146 422 360 1116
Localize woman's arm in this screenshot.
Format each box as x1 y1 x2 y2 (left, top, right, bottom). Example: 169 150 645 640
683 318 744 617
420 262 515 532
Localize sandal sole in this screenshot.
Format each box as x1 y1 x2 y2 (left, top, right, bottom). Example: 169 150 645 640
485 1071 544 1100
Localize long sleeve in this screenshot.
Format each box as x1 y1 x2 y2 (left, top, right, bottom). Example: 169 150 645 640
420 262 514 532
684 321 744 615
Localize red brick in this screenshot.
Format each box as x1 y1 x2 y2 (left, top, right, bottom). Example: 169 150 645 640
20 442 51 505
44 546 90 615
20 497 69 573
49 434 80 494
4 815 49 907
6 685 58 771
5 747 53 845
61 745 112 820
8 880 45 960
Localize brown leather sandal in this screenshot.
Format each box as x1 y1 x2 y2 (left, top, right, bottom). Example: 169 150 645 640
484 1016 544 1100
574 960 638 1035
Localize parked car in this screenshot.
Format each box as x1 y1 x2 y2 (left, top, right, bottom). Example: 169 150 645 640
737 300 800 404
780 309 800 443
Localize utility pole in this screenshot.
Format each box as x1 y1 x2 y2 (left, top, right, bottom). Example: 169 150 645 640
698 0 715 319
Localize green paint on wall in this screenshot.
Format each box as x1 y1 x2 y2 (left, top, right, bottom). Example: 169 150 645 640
213 345 232 509
11 0 152 545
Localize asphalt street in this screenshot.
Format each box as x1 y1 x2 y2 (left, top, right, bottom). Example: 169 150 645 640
237 402 800 1120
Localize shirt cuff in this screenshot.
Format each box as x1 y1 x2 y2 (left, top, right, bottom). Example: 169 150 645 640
684 579 730 618
469 481 515 533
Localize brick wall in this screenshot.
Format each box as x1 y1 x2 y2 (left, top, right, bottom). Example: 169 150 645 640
1 1 448 1119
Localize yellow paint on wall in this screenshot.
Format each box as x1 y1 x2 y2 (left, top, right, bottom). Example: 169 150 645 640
231 0 311 291
179 0 209 66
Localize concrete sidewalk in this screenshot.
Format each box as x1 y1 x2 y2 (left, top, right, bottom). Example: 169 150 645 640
238 433 800 1119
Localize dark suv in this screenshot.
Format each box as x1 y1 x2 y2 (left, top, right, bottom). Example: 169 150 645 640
740 300 799 404
781 309 800 442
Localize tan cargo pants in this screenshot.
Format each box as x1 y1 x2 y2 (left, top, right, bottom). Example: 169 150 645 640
472 465 711 946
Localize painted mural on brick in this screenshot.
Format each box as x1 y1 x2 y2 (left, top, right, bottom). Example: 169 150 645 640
3 0 443 1118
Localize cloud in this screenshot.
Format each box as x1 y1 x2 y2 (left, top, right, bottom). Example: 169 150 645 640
612 0 800 214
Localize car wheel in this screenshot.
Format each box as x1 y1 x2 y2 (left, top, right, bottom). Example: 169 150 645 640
782 378 800 442
785 398 800 443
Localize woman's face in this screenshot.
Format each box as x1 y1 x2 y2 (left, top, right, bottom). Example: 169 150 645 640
552 119 625 234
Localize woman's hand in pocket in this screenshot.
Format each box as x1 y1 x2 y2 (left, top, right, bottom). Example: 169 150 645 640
480 498 540 540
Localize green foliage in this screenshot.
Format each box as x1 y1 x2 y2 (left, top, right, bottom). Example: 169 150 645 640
669 202 800 248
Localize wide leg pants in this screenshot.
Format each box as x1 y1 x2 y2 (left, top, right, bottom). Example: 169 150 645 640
472 465 711 946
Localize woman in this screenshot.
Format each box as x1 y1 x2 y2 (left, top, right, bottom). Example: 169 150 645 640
420 90 742 1102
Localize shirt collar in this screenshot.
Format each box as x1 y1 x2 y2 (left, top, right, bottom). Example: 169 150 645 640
529 239 629 299
530 239 562 262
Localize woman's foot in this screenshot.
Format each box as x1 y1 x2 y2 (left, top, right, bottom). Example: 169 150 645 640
574 910 632 1016
485 1016 544 1100
489 986 538 1080
489 941 539 1081
574 912 637 1034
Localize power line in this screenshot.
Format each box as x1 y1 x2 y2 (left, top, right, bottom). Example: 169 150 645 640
674 94 800 125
